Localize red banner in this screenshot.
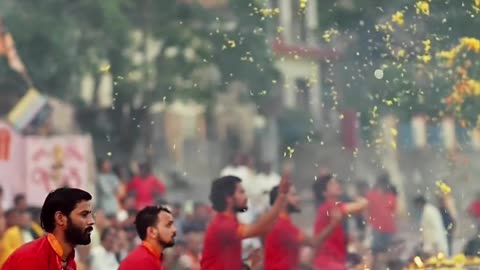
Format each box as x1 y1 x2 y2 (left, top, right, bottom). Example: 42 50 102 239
0 127 11 161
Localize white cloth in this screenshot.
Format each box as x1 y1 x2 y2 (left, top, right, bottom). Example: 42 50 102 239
220 165 251 181
96 173 120 216
420 204 448 255
90 227 101 249
90 246 119 270
20 230 34 243
116 209 128 223
178 253 201 270
253 172 281 212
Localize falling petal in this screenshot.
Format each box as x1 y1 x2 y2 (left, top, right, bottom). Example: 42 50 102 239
391 128 398 136
436 180 452 194
415 1 430 16
100 64 111 72
227 40 236 48
391 11 405 26
391 141 397 149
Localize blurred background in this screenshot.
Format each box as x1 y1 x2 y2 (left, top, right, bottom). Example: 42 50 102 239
2 0 480 269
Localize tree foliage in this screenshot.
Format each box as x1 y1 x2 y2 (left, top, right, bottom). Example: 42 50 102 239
0 0 278 156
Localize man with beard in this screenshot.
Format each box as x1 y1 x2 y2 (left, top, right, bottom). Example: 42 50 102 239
264 185 342 270
1 187 95 270
201 175 290 270
118 205 177 270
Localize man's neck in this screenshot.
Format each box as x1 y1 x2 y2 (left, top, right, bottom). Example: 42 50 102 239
144 238 164 254
52 231 74 261
225 207 237 217
326 195 337 202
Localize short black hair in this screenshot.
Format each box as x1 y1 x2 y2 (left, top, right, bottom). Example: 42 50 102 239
269 186 279 206
101 227 115 242
139 163 151 174
377 172 393 190
40 188 92 233
135 205 172 240
413 195 427 206
97 158 109 171
209 176 242 212
312 174 334 205
14 193 26 205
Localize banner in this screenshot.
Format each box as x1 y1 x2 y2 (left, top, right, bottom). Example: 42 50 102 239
0 121 25 209
25 136 90 206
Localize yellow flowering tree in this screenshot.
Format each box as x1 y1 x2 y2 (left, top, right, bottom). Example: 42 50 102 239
438 37 480 127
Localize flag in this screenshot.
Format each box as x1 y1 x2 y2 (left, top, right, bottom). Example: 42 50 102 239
0 19 32 87
7 89 49 131
0 32 26 74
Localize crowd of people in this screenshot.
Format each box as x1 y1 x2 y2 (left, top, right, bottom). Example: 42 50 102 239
1 154 480 270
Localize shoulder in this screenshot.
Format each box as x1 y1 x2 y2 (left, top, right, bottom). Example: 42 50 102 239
267 220 287 238
91 246 106 256
13 237 46 252
3 248 42 268
4 226 20 237
120 247 159 269
315 202 334 216
206 215 240 238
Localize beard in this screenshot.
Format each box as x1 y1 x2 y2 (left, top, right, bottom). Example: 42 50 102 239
157 235 175 248
65 218 93 246
234 205 248 213
287 204 301 214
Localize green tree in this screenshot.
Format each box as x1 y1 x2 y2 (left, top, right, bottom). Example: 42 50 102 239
1 0 279 157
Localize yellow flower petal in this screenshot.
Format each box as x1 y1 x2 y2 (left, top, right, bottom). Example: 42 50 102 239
415 1 430 16
392 11 405 26
417 54 431 63
227 40 236 48
100 64 111 72
391 128 398 136
436 180 452 194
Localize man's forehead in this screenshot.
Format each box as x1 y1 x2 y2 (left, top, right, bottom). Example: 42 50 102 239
235 182 244 191
158 211 173 221
73 200 92 212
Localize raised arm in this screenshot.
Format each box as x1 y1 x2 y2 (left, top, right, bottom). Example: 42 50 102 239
238 175 290 239
343 197 368 215
303 210 342 247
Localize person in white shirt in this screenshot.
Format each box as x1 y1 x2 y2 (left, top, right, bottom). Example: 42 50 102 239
220 154 253 183
253 162 281 213
90 228 119 270
413 195 448 255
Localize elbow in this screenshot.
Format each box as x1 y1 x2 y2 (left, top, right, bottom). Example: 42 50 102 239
361 198 369 208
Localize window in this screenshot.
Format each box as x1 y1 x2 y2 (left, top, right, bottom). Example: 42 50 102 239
295 78 310 110
292 0 307 43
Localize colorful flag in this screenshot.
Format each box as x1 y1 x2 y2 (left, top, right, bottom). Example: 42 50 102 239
7 89 48 131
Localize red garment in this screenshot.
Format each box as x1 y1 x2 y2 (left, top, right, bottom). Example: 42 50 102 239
366 190 397 233
468 200 480 219
201 212 245 270
128 175 166 210
1 233 76 270
264 214 303 270
313 200 347 270
118 242 164 270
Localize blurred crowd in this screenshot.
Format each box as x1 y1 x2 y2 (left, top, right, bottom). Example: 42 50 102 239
0 153 480 270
